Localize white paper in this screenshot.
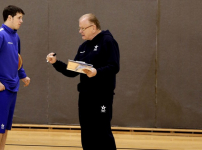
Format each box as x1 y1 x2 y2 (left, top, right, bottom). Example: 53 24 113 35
66 59 93 74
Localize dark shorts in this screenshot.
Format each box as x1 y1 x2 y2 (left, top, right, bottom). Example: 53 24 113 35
0 90 17 133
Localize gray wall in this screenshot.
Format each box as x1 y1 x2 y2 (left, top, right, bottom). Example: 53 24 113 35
0 0 201 129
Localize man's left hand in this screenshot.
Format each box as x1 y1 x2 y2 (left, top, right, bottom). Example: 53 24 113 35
82 68 97 78
21 77 31 87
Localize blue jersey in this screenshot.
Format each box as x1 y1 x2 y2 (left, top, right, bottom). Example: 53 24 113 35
0 24 26 92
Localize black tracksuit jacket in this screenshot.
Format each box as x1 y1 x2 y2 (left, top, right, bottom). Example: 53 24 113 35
53 30 120 94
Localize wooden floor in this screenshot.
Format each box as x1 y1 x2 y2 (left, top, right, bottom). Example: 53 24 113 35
5 128 202 150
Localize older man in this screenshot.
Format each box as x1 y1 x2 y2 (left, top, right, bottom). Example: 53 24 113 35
47 13 119 150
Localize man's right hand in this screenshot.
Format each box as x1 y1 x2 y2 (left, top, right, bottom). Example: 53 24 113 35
0 82 5 91
46 52 57 64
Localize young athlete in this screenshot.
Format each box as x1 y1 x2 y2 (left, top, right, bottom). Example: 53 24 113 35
0 5 30 150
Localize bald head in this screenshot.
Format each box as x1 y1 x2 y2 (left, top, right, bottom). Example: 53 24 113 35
79 13 101 30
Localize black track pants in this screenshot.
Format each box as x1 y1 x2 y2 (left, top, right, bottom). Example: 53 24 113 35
78 92 116 150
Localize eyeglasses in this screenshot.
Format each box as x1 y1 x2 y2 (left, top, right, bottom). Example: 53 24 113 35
79 25 94 32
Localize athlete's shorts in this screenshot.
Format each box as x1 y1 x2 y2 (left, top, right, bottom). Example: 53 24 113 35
0 90 17 133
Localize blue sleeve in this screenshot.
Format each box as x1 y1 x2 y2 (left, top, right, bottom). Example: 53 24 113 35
17 37 27 79
0 34 3 50
18 66 27 79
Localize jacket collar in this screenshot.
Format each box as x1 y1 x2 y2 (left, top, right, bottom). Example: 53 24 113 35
2 24 17 34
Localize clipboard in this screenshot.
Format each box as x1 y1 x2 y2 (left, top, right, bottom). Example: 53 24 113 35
66 59 93 74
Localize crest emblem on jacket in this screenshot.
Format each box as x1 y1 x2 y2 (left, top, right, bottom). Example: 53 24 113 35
94 45 98 51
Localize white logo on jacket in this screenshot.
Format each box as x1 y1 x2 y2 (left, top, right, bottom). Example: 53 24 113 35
101 105 106 113
1 124 4 129
0 28 4 32
8 42 13 44
94 45 99 51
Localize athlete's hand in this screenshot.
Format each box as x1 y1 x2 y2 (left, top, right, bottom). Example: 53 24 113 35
21 77 30 87
82 68 97 78
0 82 5 91
46 52 57 64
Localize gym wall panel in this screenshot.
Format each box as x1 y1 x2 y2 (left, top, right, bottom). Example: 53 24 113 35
157 0 202 129
1 0 202 129
107 0 157 127
47 0 82 125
